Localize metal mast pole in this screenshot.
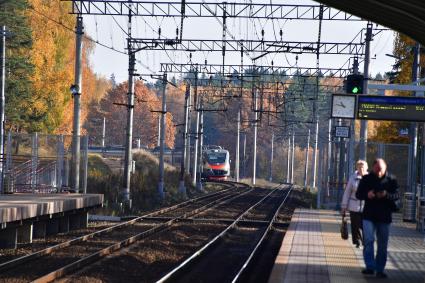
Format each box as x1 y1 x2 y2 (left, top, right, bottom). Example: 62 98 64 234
317 142 323 208
327 118 333 186
192 89 200 186
312 117 319 187
311 5 324 189
158 73 167 199
235 108 240 182
252 88 258 186
122 8 135 207
336 119 345 210
359 22 373 161
101 116 106 149
179 83 190 196
71 16 83 193
269 132 274 182
410 42 421 227
291 130 295 184
348 59 359 176
304 129 311 188
0 26 6 194
185 85 192 174
287 137 291 184
243 132 247 178
157 116 161 147
196 97 204 191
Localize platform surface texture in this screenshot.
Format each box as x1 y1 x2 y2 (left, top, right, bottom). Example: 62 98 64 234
0 194 103 224
269 209 425 283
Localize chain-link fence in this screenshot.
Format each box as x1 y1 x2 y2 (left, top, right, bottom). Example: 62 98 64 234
1 133 88 193
253 135 416 209
315 141 411 208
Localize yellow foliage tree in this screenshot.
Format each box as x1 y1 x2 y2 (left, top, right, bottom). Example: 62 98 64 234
27 0 109 134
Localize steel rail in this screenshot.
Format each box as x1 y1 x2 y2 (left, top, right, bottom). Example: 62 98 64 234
30 185 254 283
231 185 293 283
0 184 235 272
155 184 285 283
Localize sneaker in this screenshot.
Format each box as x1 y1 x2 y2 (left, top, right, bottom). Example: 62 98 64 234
362 269 374 275
355 243 360 248
376 272 388 278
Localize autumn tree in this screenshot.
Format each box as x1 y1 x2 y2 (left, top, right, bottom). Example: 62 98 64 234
86 81 175 148
370 33 424 144
0 0 110 134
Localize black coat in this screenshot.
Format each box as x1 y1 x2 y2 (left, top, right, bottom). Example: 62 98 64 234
356 172 399 223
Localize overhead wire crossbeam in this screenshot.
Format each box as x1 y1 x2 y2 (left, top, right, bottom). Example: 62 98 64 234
160 63 352 78
129 38 365 55
68 1 363 20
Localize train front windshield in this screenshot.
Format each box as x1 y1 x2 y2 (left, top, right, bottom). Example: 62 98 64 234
206 152 227 164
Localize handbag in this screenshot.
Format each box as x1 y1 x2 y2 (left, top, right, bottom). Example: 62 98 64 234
340 215 349 240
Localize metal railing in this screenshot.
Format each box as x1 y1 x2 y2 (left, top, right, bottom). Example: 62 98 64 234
0 133 88 194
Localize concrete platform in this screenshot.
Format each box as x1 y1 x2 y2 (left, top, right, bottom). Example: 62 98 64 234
269 209 425 283
0 194 103 248
0 193 103 225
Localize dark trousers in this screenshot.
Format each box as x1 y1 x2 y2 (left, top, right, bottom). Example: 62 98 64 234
349 211 363 245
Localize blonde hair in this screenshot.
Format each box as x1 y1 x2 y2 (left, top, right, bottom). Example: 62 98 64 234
356 160 368 170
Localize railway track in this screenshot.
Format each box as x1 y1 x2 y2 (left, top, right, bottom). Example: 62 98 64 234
59 184 294 283
0 182 297 283
0 182 250 282
156 184 293 283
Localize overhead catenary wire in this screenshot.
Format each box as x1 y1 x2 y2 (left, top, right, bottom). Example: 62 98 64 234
28 6 127 55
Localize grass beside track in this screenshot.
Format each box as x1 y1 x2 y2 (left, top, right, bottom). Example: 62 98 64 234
87 151 231 216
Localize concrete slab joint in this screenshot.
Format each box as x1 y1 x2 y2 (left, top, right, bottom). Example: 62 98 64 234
17 224 33 244
59 216 70 233
46 218 59 236
33 221 47 239
0 227 17 249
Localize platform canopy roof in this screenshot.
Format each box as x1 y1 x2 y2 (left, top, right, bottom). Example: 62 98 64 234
314 0 425 45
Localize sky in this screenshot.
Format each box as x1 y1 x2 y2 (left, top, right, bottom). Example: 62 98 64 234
80 0 396 83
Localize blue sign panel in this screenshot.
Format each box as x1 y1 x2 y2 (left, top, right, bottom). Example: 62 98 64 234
357 95 425 122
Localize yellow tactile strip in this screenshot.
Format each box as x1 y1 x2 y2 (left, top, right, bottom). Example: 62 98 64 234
318 210 367 283
320 210 425 283
269 209 425 283
268 209 298 283
269 209 330 283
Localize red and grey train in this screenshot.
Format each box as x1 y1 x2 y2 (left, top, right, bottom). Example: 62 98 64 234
202 146 231 181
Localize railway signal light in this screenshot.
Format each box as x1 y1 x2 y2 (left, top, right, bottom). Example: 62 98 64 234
346 74 364 94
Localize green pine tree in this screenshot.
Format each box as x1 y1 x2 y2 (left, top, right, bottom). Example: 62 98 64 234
0 0 34 132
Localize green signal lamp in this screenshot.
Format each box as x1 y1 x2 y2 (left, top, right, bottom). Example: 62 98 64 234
346 74 364 94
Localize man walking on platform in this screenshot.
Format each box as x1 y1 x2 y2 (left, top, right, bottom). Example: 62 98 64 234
356 158 399 279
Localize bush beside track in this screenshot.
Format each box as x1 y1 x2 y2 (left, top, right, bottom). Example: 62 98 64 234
86 150 225 215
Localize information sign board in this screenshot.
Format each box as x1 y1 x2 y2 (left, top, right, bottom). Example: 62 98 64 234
334 126 350 138
357 95 425 122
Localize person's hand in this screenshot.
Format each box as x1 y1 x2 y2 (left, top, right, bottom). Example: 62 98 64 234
367 190 376 199
376 190 387 199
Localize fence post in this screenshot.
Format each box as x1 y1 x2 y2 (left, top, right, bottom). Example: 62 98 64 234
64 143 70 188
56 135 64 191
317 142 324 208
31 133 38 193
378 143 385 158
82 136 88 194
407 144 412 194
4 132 11 192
